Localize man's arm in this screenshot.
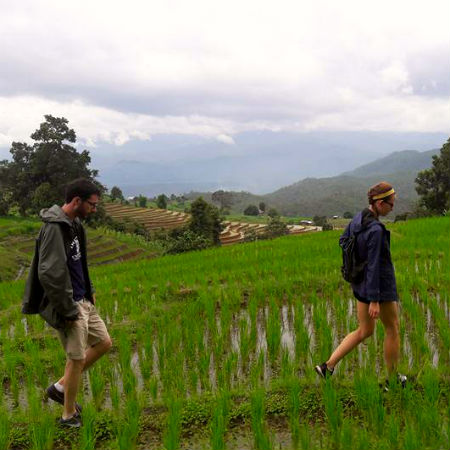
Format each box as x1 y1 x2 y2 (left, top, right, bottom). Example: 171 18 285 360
37 223 79 320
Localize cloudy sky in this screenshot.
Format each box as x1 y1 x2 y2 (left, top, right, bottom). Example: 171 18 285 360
0 0 449 167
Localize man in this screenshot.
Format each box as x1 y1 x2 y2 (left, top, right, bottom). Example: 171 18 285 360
23 178 112 428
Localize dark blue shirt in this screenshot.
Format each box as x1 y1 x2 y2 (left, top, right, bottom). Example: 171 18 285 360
67 231 86 301
340 209 397 302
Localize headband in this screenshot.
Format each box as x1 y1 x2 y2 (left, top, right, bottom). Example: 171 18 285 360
372 188 395 200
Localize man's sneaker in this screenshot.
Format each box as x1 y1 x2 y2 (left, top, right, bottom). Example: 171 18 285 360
315 362 334 378
45 384 82 413
59 413 82 428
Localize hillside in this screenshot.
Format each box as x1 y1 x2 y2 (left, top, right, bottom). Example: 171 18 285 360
187 148 439 216
342 149 438 177
104 203 319 246
0 216 161 282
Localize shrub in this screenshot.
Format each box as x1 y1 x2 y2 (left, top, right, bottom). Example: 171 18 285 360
244 205 259 216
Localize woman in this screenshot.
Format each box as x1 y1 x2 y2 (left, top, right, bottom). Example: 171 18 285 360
315 181 406 385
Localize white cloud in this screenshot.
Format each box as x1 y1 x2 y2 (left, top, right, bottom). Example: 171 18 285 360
216 134 235 145
380 62 413 95
0 0 448 152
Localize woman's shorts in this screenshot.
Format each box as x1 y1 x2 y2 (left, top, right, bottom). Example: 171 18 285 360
353 291 398 304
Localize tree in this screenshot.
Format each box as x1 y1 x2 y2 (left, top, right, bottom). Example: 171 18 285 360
189 197 223 245
137 195 147 208
267 208 279 218
0 115 100 215
110 186 124 202
156 194 168 209
263 216 289 239
259 202 266 213
415 138 450 214
313 215 327 227
244 204 259 216
212 190 234 211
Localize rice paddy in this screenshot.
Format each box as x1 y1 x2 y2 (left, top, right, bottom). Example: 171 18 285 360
0 216 449 449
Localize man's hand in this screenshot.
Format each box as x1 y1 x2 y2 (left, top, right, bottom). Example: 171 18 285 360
92 294 96 305
65 319 78 328
369 302 380 319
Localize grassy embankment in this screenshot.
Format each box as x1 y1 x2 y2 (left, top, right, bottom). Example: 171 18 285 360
0 216 162 282
0 216 448 449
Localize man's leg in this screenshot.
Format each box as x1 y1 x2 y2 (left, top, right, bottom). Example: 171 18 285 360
326 301 375 369
62 358 85 419
379 301 400 375
57 337 112 386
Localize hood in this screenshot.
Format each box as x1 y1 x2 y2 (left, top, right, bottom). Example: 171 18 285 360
40 204 75 226
351 208 381 234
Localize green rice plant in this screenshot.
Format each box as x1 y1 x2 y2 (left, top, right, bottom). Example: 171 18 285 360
280 347 294 381
339 418 355 450
116 394 141 450
210 390 230 450
417 365 444 447
386 414 400 449
266 298 281 367
107 365 121 410
163 395 182 450
403 421 420 450
90 362 106 409
293 301 310 366
250 352 265 389
219 351 237 390
313 299 333 364
198 348 211 393
0 411 10 450
29 387 55 450
149 376 159 401
239 316 251 373
80 403 97 450
322 380 342 447
250 388 272 450
353 371 385 434
288 377 301 449
298 424 311 450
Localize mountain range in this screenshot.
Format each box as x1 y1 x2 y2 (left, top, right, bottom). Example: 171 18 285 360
186 149 439 216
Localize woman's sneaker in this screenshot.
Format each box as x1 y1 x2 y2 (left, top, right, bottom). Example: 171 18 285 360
315 362 334 378
382 373 408 392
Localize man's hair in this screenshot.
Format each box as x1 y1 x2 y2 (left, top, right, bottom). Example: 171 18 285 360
367 181 395 205
65 178 101 203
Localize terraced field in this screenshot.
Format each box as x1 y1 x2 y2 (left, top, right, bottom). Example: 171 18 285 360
104 203 320 245
0 217 161 282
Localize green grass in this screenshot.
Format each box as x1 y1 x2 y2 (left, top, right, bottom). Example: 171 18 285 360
0 217 163 281
0 216 448 449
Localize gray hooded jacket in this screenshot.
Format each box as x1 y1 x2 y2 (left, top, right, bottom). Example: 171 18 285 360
22 205 95 329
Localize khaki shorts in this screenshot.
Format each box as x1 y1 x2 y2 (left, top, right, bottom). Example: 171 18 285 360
58 299 110 360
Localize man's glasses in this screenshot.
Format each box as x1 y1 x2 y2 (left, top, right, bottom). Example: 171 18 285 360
383 200 394 208
84 200 98 209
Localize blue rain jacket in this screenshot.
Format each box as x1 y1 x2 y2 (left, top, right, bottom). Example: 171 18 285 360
340 209 398 302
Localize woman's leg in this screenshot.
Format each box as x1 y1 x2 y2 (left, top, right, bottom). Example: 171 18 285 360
379 301 400 375
326 301 375 369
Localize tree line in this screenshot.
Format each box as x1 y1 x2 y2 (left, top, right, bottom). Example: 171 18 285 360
1 115 448 240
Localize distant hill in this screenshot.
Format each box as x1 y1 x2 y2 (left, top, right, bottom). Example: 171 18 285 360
264 149 439 216
187 148 439 217
342 149 438 177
